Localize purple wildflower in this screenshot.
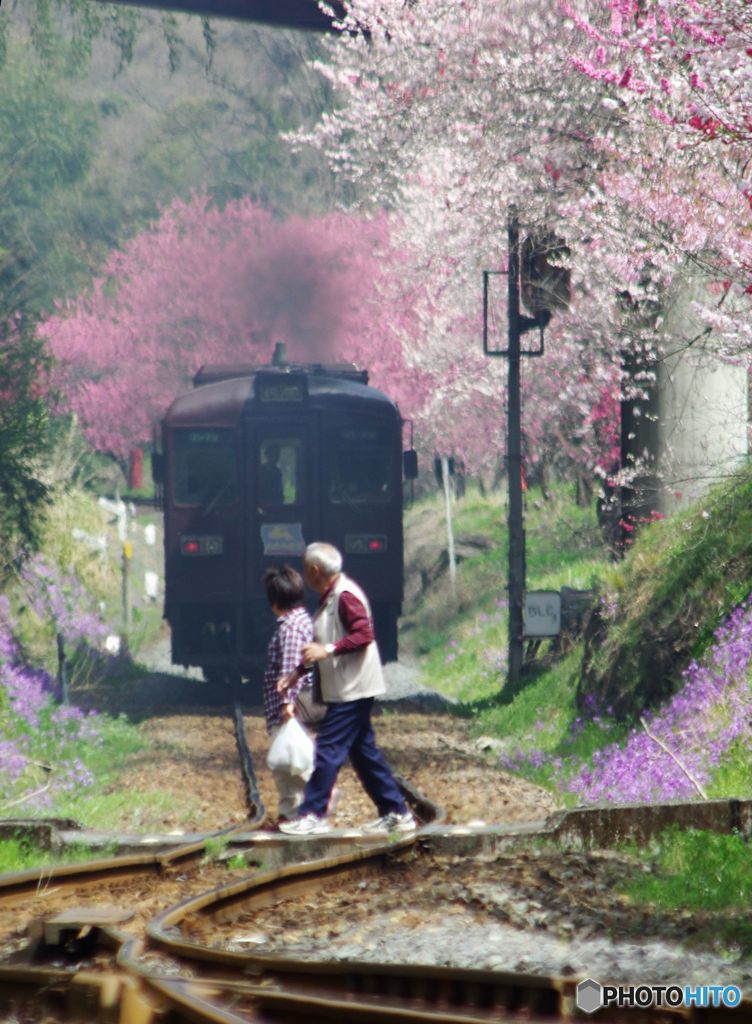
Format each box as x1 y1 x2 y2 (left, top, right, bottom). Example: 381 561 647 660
20 555 108 647
566 598 752 804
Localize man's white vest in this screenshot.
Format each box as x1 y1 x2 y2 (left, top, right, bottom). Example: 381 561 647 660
314 573 386 702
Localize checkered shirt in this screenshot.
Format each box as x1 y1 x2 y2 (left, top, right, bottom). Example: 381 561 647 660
262 605 314 730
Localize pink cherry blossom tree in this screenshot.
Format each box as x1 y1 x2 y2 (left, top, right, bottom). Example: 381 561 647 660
292 0 751 486
292 0 632 480
49 0 750 487
42 194 428 462
563 0 752 347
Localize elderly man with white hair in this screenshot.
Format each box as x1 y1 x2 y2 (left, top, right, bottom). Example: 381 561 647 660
277 541 416 836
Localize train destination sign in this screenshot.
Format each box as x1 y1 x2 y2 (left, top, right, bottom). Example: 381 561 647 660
254 376 307 402
523 590 561 637
261 523 306 556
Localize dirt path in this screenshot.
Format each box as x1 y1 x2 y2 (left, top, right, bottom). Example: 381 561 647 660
72 665 558 833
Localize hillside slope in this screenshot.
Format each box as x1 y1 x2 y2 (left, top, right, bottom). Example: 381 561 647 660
579 465 752 720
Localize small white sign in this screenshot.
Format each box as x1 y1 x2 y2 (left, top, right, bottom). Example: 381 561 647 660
524 590 561 637
104 634 122 655
72 527 108 553
144 571 160 601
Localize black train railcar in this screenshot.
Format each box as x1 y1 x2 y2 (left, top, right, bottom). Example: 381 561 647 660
159 356 414 688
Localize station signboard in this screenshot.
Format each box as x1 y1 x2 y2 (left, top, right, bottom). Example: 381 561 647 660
523 590 561 637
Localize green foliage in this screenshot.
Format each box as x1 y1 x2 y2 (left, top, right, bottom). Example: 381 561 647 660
0 836 114 873
581 465 752 720
407 483 607 704
2 0 143 73
0 5 339 323
108 54 337 223
226 852 249 870
0 322 51 555
705 728 752 801
5 483 164 686
416 473 752 818
202 835 230 862
624 828 752 912
614 828 752 955
460 643 631 803
0 47 101 315
58 787 194 832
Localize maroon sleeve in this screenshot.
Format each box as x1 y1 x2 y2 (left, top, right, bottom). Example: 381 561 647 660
334 590 375 653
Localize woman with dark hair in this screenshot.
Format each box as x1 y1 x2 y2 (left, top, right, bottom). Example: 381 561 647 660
262 565 315 823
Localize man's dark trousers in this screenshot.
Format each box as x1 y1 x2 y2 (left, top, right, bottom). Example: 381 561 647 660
297 697 406 818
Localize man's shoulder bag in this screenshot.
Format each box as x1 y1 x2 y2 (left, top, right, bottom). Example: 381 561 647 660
294 667 328 728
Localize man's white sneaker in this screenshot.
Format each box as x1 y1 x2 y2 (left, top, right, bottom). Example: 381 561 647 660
362 811 417 834
278 814 330 836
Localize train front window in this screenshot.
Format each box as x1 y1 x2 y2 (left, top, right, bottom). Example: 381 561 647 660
172 429 238 509
329 427 393 505
256 436 303 506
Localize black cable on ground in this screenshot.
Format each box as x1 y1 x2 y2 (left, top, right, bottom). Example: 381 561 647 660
232 701 265 825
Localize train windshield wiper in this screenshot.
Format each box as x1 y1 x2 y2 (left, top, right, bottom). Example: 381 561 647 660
333 492 363 516
201 484 229 516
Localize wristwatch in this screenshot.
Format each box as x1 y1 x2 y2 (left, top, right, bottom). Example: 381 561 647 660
324 643 336 657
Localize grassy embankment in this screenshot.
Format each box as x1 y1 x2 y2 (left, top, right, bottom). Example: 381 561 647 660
403 481 614 775
407 471 752 792
0 486 173 869
406 471 752 947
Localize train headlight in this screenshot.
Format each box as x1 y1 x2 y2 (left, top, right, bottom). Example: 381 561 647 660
180 535 224 556
345 534 387 554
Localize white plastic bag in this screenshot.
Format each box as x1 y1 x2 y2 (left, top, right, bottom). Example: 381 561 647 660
267 717 315 780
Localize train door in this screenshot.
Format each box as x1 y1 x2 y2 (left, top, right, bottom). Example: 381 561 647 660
321 413 403 660
243 416 319 661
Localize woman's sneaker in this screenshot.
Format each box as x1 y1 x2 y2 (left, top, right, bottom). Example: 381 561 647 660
362 811 417 834
278 814 330 836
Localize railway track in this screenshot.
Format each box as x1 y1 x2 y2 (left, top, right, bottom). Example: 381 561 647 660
1 836 749 1023
0 703 749 1023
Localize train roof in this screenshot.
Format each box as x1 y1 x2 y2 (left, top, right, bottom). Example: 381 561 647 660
164 366 399 426
192 361 369 386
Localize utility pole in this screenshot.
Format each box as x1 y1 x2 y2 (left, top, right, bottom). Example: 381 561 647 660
506 211 525 692
440 454 458 600
484 209 561 698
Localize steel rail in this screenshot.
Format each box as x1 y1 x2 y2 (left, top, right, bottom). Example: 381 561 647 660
13 716 750 1022
0 697 440 906
144 836 417 960
139 836 752 1023
0 819 259 907
121 926 565 1024
0 712 444 1022
1 828 750 1021
0 933 253 1023
233 699 265 826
